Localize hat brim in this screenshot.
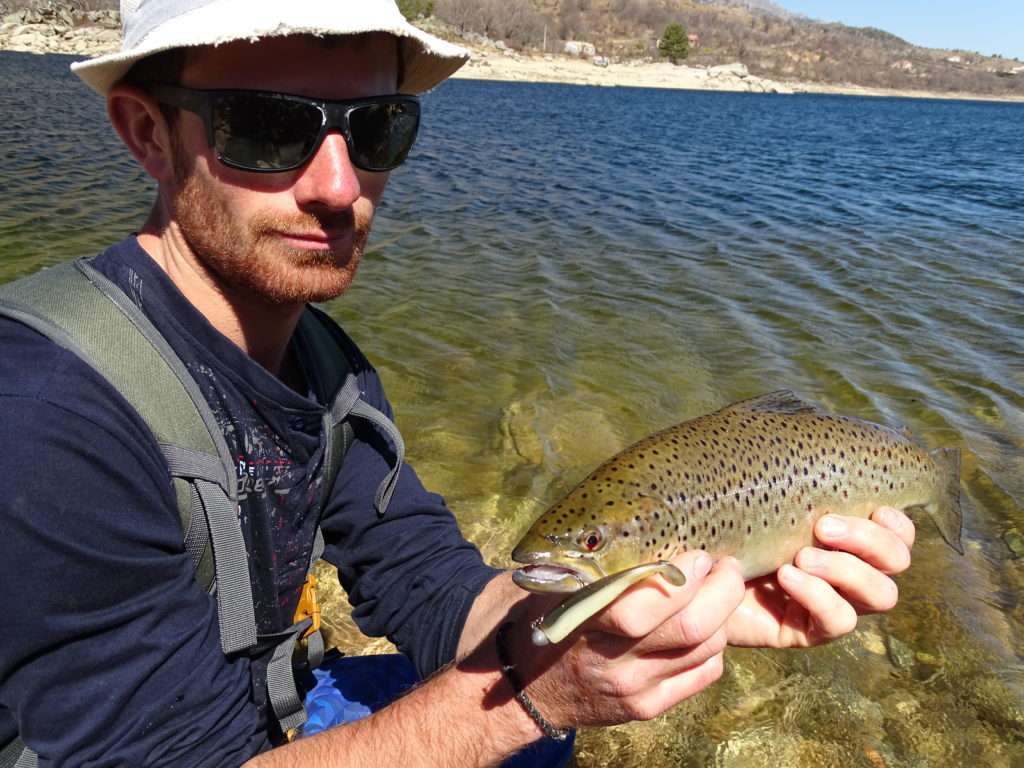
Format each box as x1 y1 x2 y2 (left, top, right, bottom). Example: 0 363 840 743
70 2 469 95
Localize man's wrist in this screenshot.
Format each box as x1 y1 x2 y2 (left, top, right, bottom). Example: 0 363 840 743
495 622 571 741
244 652 546 768
457 629 550 751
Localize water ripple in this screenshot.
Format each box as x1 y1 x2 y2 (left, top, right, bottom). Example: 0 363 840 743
2 54 1023 766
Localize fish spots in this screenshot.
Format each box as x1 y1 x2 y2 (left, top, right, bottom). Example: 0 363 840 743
517 399 937 573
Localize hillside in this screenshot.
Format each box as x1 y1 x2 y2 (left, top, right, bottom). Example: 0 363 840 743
2 0 1022 97
427 0 1024 97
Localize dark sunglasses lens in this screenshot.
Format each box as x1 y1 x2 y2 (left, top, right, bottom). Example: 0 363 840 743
347 100 420 171
212 93 323 170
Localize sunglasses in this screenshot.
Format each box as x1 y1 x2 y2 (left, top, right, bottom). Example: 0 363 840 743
147 83 421 173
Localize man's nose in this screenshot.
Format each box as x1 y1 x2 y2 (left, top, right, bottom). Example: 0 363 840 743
292 131 361 210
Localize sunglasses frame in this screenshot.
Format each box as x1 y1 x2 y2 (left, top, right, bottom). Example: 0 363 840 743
146 83 421 173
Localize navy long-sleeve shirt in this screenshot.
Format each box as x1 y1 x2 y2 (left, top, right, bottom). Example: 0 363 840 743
0 238 501 766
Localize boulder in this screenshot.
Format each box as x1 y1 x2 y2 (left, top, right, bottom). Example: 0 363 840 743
2 11 24 24
7 31 46 50
94 28 121 43
563 41 596 58
709 62 750 79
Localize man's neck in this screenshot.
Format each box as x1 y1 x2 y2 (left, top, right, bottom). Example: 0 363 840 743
136 228 303 380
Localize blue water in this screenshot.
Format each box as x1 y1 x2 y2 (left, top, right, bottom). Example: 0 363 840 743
1 50 1022 767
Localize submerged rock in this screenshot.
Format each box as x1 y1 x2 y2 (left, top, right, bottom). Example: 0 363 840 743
1003 527 1024 558
885 634 917 671
859 626 887 656
715 730 857 767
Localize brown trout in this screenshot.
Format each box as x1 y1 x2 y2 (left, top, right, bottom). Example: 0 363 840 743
512 391 963 602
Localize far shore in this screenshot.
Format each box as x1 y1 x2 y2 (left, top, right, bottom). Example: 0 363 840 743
453 45 1024 104
1 23 1022 105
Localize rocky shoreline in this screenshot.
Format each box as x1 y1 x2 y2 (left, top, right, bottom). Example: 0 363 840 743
458 50 796 95
2 8 1021 104
0 5 118 57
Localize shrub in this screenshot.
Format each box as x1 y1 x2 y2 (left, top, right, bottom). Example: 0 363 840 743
398 0 434 20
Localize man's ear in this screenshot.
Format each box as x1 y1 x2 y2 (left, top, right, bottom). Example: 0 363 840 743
107 84 177 182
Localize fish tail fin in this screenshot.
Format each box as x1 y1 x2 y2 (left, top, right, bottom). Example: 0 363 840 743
926 447 964 555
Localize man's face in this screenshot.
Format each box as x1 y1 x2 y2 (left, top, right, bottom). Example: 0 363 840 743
164 34 399 304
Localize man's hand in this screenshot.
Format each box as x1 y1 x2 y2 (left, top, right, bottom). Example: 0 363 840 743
508 552 746 730
726 506 916 648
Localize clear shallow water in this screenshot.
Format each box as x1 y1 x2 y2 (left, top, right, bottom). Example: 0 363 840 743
2 51 1022 766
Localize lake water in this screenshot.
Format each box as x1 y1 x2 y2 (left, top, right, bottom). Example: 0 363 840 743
1 51 1022 766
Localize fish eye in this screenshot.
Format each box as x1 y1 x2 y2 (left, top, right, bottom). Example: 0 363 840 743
579 529 604 552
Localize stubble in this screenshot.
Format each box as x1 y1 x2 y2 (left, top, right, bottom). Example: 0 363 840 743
168 133 371 305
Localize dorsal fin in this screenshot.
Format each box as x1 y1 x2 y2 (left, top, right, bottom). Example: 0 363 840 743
726 390 821 415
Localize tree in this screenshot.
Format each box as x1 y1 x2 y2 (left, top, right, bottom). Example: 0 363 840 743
658 22 689 64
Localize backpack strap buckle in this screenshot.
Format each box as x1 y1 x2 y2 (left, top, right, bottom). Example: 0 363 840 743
293 573 321 640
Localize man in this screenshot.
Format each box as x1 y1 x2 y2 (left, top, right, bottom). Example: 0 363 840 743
0 2 915 766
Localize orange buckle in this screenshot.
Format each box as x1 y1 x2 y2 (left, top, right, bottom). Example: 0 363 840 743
293 573 321 640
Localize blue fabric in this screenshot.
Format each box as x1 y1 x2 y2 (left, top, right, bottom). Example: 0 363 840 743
0 238 501 765
302 655 576 767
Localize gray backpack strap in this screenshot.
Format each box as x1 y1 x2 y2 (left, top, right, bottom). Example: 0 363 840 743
264 616 316 737
162 446 256 653
0 268 365 746
329 375 405 517
304 528 327 670
0 738 35 768
262 526 330 737
0 259 255 654
296 309 354 507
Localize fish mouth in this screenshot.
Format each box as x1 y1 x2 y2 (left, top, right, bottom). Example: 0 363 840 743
510 550 607 594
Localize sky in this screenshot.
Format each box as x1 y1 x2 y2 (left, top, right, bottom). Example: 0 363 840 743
778 0 1024 61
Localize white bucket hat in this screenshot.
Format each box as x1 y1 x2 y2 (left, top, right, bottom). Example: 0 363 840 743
70 0 470 95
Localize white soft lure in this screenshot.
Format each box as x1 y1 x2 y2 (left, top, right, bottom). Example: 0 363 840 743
530 560 687 646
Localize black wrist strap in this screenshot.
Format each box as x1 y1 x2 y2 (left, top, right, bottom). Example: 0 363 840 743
495 622 571 742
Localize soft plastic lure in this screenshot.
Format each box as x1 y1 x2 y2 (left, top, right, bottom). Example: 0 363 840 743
530 560 686 645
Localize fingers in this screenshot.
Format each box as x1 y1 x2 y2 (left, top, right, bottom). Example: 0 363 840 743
590 551 714 640
584 627 728 703
872 506 916 550
637 558 746 654
567 650 727 727
814 510 913 575
793 546 899 613
618 652 726 723
777 563 859 641
584 556 745 663
592 555 744 650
